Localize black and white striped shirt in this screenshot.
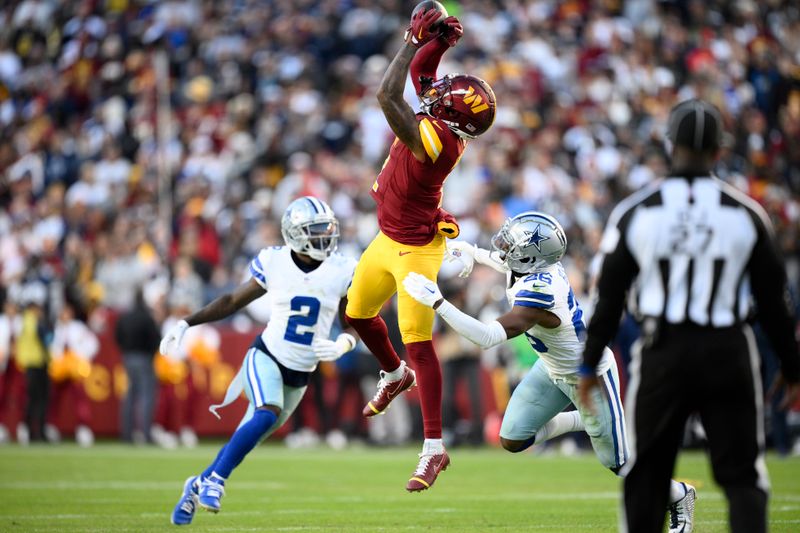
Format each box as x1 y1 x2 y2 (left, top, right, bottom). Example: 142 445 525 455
583 175 799 379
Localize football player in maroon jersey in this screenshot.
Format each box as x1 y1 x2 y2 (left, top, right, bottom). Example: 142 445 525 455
344 4 496 491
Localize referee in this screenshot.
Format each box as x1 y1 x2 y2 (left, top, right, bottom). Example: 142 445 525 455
578 99 800 533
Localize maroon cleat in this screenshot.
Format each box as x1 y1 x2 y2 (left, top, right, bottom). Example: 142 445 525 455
406 450 450 492
362 361 416 417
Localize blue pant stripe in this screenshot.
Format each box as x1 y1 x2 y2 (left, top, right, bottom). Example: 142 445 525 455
603 370 627 467
246 349 264 406
606 369 628 461
602 371 622 468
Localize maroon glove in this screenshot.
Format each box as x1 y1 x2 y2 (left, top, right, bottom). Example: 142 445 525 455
438 16 463 47
405 7 443 48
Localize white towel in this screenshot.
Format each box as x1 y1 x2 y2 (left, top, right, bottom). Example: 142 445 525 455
208 364 244 420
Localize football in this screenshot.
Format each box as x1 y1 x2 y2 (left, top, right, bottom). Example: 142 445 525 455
412 0 448 29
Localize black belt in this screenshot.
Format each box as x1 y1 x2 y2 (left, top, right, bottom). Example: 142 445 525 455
250 335 312 388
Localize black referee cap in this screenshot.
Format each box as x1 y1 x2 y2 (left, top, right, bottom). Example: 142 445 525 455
667 99 723 152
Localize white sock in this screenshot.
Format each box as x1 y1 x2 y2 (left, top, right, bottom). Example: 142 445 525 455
422 438 444 455
383 361 405 381
536 411 585 444
210 472 227 484
669 480 686 503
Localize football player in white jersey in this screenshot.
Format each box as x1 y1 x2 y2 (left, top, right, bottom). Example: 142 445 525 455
163 196 358 526
403 211 696 533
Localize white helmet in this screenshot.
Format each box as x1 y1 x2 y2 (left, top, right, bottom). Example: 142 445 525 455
281 196 340 261
491 211 567 274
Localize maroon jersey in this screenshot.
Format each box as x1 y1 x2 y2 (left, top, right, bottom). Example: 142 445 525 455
370 114 465 246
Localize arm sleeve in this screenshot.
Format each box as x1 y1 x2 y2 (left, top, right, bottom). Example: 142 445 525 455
474 247 509 273
436 300 508 349
747 211 800 383
410 37 448 94
583 212 640 371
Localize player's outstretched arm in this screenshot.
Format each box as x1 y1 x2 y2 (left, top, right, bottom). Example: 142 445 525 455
184 278 265 326
402 272 559 349
377 8 441 162
409 17 461 93
159 279 265 357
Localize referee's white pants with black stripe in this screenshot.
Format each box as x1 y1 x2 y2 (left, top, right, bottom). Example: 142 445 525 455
621 323 768 533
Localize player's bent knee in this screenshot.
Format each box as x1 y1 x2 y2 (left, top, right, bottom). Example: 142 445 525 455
344 311 376 324
400 332 433 344
344 303 379 321
257 404 281 419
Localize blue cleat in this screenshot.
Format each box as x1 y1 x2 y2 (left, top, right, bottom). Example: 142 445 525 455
198 477 225 513
171 476 200 525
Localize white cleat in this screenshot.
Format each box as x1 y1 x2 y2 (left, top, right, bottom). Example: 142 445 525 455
16 423 29 446
180 427 198 448
44 424 61 443
668 482 696 533
76 425 94 447
151 425 179 449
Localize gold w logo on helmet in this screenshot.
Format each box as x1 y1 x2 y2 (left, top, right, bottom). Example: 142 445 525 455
462 86 489 114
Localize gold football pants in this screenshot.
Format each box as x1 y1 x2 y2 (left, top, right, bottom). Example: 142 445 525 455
346 232 445 343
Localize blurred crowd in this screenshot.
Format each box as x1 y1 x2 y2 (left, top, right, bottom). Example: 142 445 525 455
0 0 799 450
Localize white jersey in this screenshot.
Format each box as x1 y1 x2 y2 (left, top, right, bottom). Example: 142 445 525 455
249 246 357 372
506 262 612 379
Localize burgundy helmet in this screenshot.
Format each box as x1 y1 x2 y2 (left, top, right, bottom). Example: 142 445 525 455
419 73 497 139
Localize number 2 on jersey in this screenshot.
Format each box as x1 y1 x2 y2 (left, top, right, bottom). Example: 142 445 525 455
284 296 321 346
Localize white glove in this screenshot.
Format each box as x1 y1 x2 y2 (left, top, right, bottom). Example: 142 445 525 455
313 333 357 362
444 240 476 278
402 272 444 308
159 320 189 357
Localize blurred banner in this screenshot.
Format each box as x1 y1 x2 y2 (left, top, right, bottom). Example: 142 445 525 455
0 314 501 440
72 322 254 437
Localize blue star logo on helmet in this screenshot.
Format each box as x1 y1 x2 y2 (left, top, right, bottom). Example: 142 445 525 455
524 224 550 252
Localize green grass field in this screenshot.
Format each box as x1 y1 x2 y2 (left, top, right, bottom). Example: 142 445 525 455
1 444 799 532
